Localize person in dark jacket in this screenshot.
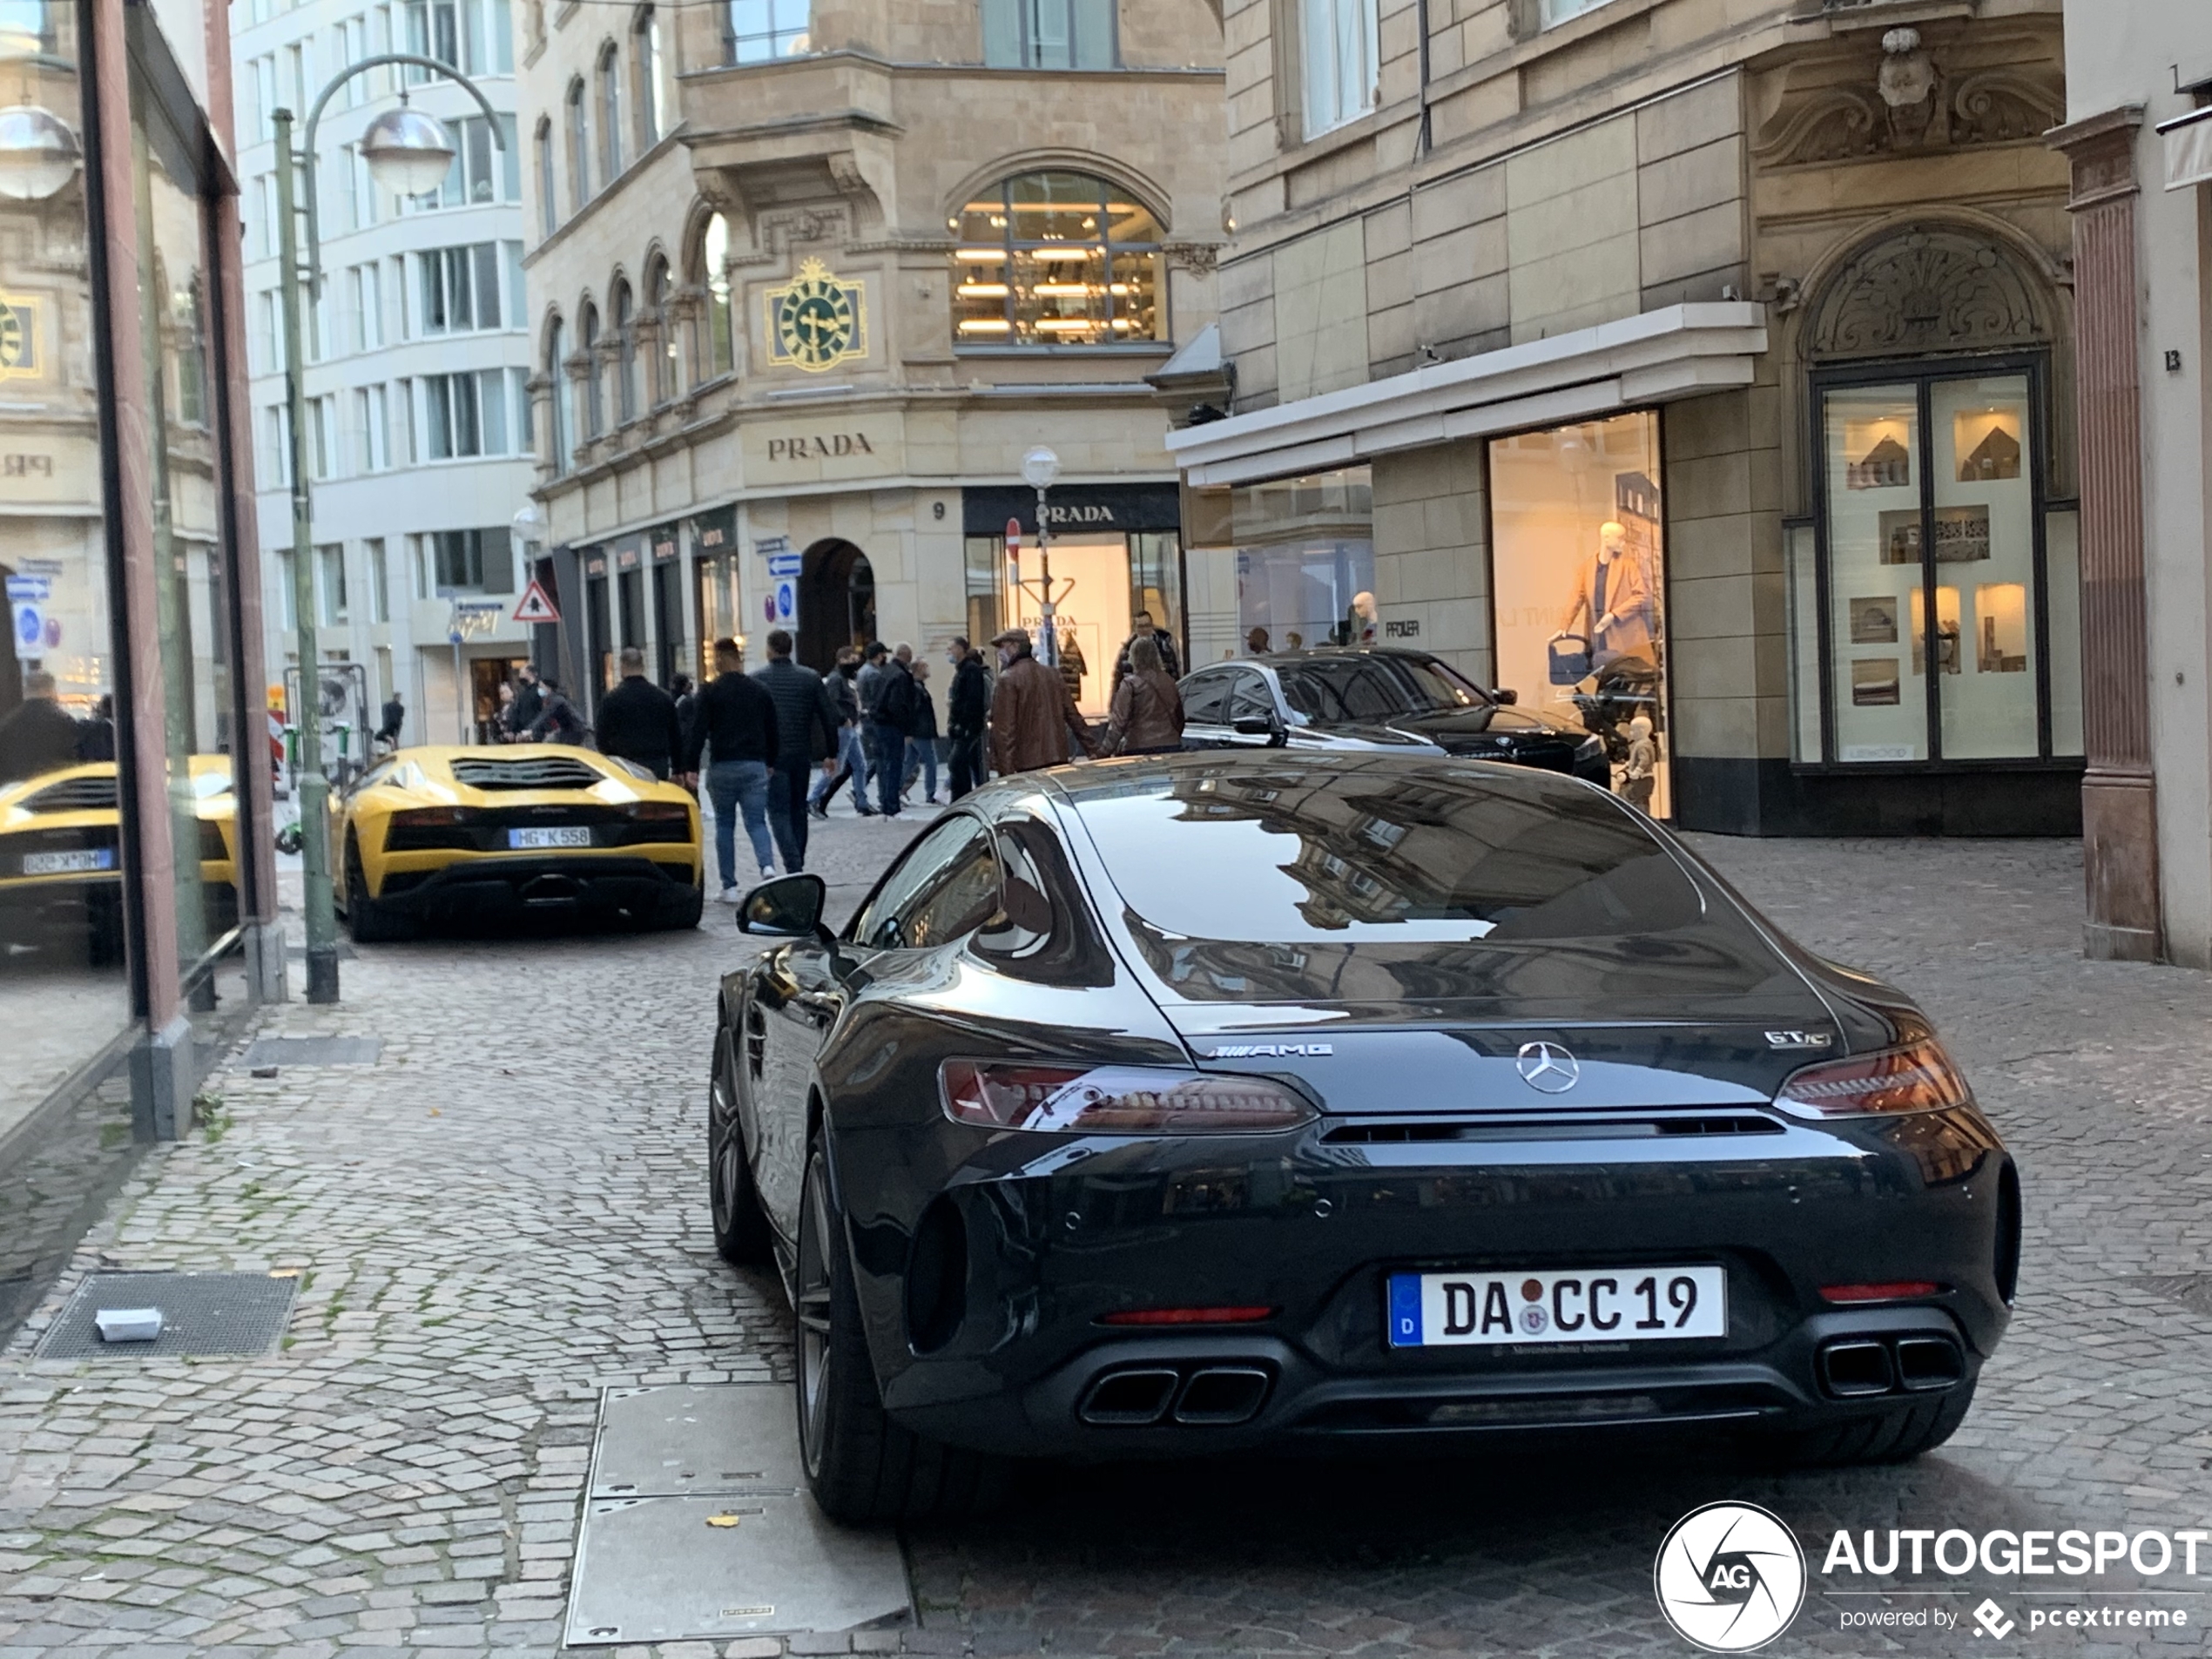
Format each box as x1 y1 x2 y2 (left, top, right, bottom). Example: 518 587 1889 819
752 631 840 873
944 637 989 799
671 674 699 773
685 637 781 899
0 671 84 785
807 649 873 817
594 647 686 780
76 695 117 763
900 658 941 805
524 678 589 745
869 646 917 819
1110 610 1183 693
374 691 406 753
508 665 544 741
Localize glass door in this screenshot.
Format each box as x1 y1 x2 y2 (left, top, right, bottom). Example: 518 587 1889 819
1822 385 1926 762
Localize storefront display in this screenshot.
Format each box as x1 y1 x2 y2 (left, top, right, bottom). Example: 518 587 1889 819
1798 368 2077 767
1489 415 1669 815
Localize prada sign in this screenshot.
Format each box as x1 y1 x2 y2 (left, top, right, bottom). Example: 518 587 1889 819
742 414 905 482
765 431 876 463
964 482 1182 537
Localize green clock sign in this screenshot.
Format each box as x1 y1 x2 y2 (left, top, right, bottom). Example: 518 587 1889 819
765 259 866 373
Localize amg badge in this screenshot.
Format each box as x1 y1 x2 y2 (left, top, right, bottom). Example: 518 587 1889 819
1764 1030 1835 1050
1207 1043 1334 1058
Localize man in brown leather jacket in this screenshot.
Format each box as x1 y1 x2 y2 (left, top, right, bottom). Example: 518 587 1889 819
988 627 1096 775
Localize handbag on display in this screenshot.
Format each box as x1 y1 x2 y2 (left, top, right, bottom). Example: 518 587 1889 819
1548 635 1593 685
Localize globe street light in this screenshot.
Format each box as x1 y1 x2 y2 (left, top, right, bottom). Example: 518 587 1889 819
1020 446 1062 666
273 57 504 1003
0 104 80 202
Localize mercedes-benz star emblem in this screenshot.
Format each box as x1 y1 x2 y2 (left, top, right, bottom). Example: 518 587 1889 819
1516 1041 1581 1093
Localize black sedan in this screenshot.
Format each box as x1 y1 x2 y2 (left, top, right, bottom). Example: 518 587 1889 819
710 752 2016 1523
1179 648 1613 787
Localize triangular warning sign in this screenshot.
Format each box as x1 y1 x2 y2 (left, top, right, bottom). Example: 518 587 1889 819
512 578 561 625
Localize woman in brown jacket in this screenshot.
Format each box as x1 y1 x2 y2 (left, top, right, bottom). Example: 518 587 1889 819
1106 636 1185 756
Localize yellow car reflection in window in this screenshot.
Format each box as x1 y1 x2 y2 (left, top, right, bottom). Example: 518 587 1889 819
0 756 241 964
331 745 704 941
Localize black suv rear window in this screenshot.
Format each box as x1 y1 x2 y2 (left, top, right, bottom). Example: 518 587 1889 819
1073 759 1701 943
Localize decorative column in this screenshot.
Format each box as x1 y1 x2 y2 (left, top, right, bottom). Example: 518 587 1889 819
2049 107 2157 961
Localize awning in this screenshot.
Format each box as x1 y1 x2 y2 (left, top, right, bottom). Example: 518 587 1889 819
2159 105 2212 192
1163 302 1770 488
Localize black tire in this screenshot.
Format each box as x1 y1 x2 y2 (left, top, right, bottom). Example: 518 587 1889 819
342 832 409 944
660 882 705 931
1772 1382 1976 1467
709 1035 773 1265
795 1131 1006 1525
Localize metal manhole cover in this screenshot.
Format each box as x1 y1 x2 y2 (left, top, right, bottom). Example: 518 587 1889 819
37 1271 299 1359
238 1036 381 1068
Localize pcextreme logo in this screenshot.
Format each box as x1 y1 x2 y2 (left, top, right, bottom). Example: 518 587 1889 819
1655 1502 1809 1652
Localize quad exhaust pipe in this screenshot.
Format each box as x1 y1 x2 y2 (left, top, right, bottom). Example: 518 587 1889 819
1077 1365 1272 1427
1817 1333 1965 1399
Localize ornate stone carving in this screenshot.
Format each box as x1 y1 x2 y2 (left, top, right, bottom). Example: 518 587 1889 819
1952 69 2066 146
1753 37 2065 168
1753 88 1885 166
1806 226 2047 360
1163 242 1220 276
1878 29 1944 148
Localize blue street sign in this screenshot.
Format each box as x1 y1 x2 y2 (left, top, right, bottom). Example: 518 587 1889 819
766 553 802 578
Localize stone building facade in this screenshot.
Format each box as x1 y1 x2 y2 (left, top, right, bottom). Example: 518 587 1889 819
1166 0 2080 838
517 0 1227 723
2052 2 2212 964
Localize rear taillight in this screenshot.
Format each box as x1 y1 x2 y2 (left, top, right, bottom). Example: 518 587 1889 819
1820 1282 1942 1305
939 1061 1313 1135
631 801 690 820
1777 1038 1971 1116
1099 1306 1275 1326
390 806 475 827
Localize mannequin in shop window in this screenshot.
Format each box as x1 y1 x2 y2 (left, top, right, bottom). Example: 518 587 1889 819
1555 521 1655 670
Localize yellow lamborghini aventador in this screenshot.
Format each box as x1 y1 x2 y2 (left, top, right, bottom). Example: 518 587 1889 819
331 745 704 941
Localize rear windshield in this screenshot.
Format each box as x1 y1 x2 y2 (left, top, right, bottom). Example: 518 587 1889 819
1072 759 1702 944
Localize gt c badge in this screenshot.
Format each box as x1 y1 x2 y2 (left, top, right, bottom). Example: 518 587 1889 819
1764 1031 1835 1051
1207 1043 1333 1058
1515 1042 1580 1093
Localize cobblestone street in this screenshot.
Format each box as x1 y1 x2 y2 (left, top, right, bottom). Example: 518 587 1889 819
3 814 2211 1657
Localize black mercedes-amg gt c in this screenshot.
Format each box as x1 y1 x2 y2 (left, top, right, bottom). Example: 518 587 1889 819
709 752 2018 1524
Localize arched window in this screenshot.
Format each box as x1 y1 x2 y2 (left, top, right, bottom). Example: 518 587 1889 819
534 117 556 237
596 44 624 181
952 170 1164 347
699 212 734 379
644 255 675 406
564 78 590 207
579 302 604 436
725 0 806 64
546 315 571 471
632 6 665 151
611 280 637 424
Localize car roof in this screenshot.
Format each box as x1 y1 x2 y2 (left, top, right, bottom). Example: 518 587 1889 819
1025 747 1596 809
1188 647 1440 671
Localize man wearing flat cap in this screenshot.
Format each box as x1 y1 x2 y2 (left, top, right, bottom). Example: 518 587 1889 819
987 626 1096 776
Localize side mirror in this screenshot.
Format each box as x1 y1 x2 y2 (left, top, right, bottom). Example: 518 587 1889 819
1231 714 1278 737
738 872 827 938
1492 687 1519 705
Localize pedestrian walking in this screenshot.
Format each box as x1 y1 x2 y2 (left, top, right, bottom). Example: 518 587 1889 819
752 630 841 873
76 694 117 763
988 627 1096 776
808 648 874 817
870 644 918 819
0 671 83 785
671 673 700 772
524 678 590 745
901 658 941 804
853 641 891 808
374 691 406 753
1104 636 1185 756
493 680 516 742
944 636 989 800
685 637 781 900
594 647 687 780
1110 609 1182 692
509 664 544 741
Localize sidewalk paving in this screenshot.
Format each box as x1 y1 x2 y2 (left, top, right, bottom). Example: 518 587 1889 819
1 825 2209 1657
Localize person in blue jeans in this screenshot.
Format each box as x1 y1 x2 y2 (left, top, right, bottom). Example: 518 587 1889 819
684 637 782 902
870 648 918 818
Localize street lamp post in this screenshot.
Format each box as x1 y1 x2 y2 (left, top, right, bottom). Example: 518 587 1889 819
1022 445 1061 667
273 56 504 1003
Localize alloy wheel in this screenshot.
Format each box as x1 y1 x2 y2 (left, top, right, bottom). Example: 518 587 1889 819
795 1153 834 1474
709 1057 738 1236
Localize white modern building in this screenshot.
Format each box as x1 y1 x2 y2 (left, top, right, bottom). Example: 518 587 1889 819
234 0 537 750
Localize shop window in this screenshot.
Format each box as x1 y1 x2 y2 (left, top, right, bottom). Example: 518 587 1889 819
1488 414 1668 814
1190 466 1374 655
1299 0 1377 140
981 0 1116 69
952 171 1163 348
726 0 806 63
1798 368 2074 765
